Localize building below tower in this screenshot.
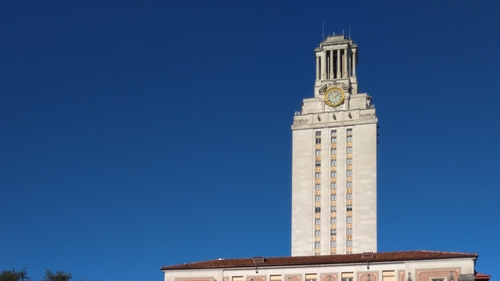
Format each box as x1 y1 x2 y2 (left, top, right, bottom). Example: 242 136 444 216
161 251 490 281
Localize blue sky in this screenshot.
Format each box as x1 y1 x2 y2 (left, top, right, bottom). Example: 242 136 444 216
1 1 499 280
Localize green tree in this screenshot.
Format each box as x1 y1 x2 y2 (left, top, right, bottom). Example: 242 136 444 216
40 271 72 281
0 268 31 281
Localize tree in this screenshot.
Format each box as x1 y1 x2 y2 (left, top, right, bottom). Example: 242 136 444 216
40 271 72 281
0 268 31 281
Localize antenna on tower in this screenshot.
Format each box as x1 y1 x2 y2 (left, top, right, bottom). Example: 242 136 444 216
322 21 324 40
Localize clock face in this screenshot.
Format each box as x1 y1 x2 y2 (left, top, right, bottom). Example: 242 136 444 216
324 87 345 107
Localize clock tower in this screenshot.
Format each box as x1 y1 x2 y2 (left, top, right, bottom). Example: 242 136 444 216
291 35 377 256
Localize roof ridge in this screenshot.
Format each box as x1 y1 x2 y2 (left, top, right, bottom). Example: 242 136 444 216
161 250 478 271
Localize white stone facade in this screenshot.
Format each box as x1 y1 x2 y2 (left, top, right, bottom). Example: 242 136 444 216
162 252 479 281
292 35 377 256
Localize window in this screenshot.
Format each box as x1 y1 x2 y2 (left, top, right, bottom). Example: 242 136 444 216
347 158 353 164
346 170 352 176
330 229 337 235
330 241 336 247
346 228 353 234
315 230 321 237
346 129 352 135
315 184 321 190
382 271 395 281
270 275 282 281
330 183 336 189
316 138 321 144
347 135 353 142
315 242 320 248
315 195 321 202
346 193 353 199
331 148 337 154
331 160 337 166
316 131 321 136
331 206 337 212
346 182 353 188
331 194 336 200
315 173 321 178
331 137 336 143
315 161 321 167
315 207 321 213
347 217 353 223
347 240 353 246
331 130 337 136
331 171 337 177
315 150 321 155
331 218 336 224
342 273 354 281
346 147 353 153
347 205 352 211
315 219 321 225
306 274 318 281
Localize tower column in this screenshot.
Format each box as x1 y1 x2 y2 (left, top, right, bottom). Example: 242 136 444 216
336 49 341 78
321 53 326 80
343 48 347 78
316 55 320 80
329 50 334 79
352 48 357 77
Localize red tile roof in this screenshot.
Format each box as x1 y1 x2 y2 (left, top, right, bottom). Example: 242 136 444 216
161 250 477 270
475 273 490 281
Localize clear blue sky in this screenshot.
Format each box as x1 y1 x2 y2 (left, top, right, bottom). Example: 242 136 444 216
1 1 499 280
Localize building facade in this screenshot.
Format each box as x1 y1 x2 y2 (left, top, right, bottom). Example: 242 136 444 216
161 251 489 281
292 35 377 256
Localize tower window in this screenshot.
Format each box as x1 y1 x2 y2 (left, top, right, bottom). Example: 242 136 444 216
315 230 321 236
315 184 321 190
315 207 321 213
315 195 321 202
330 183 336 189
315 161 321 167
